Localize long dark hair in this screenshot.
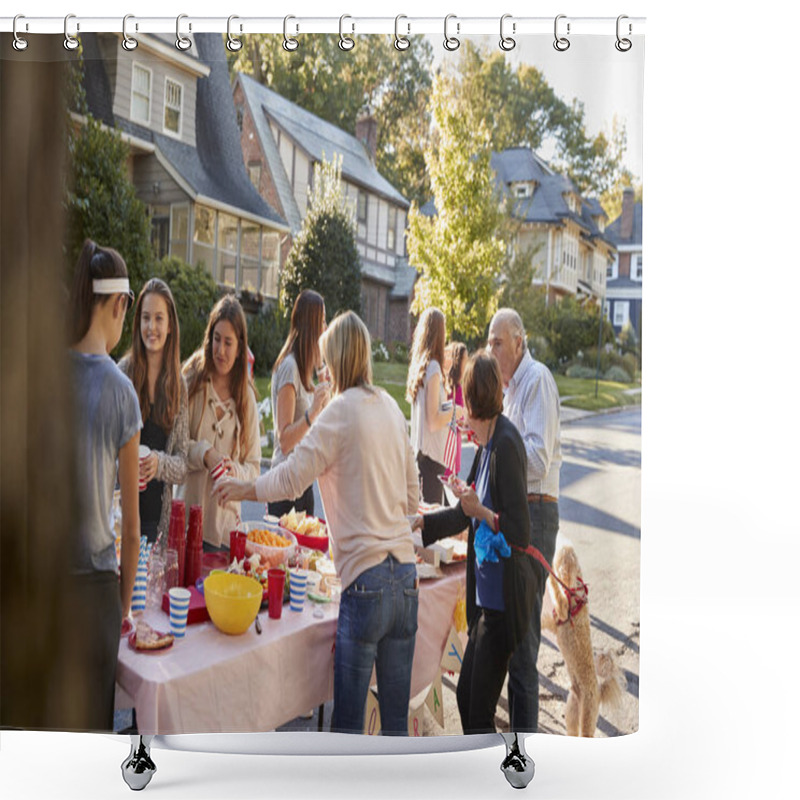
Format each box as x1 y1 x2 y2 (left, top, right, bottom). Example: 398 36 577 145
406 307 446 403
273 290 325 392
69 239 128 344
184 294 253 454
125 279 182 430
446 342 468 396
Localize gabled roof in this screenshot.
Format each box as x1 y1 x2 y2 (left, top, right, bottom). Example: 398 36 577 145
79 32 286 230
236 73 409 209
607 202 643 247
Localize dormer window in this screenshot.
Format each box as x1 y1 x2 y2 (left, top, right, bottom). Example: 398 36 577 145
131 63 152 125
164 78 183 137
512 182 533 198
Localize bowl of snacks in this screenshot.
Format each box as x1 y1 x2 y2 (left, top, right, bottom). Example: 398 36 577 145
241 522 297 569
279 509 329 553
203 572 262 635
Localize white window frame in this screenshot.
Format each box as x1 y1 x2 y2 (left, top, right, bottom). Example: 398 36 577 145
632 253 643 281
613 301 630 328
131 62 152 126
608 257 619 280
387 206 397 252
162 76 184 139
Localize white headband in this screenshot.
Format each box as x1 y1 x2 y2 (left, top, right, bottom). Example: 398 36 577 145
93 278 131 295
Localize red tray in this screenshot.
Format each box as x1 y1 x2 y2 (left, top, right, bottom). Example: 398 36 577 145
161 585 209 624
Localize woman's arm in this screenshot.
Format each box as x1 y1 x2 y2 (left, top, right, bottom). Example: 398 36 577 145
118 431 141 618
421 503 471 547
425 371 453 433
154 384 189 485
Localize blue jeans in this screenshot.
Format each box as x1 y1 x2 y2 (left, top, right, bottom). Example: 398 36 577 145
507 499 559 732
332 555 419 735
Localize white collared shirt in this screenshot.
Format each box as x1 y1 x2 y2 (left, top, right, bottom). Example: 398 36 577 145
503 350 562 497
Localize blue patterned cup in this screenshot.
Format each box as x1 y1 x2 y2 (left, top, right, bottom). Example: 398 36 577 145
168 587 191 637
289 569 308 612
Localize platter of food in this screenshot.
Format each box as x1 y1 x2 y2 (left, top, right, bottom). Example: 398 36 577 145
128 621 174 654
278 509 329 552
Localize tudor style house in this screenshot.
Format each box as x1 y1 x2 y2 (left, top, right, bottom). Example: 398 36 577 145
606 187 643 341
490 148 616 307
232 73 417 344
77 33 288 299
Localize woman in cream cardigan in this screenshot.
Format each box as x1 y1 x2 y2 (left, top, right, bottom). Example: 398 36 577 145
214 311 419 734
178 295 260 549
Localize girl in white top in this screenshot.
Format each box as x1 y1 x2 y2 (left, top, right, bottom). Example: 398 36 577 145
269 289 330 518
178 295 260 549
213 311 419 734
406 307 452 504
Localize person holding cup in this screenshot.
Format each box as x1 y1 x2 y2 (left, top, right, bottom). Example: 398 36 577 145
178 295 260 551
119 279 189 544
268 289 330 518
214 311 419 735
67 239 142 730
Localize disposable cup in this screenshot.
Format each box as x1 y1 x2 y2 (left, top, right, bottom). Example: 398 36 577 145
229 529 247 563
289 569 308 612
267 568 286 619
325 576 342 603
168 587 191 638
210 461 227 482
138 445 151 491
165 549 180 592
306 572 322 595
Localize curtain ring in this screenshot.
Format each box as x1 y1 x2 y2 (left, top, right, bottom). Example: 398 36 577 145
499 14 516 51
339 15 355 51
122 15 138 51
444 14 460 51
226 15 243 52
12 15 28 51
175 14 192 51
283 15 299 51
63 13 79 51
394 15 410 51
553 14 570 52
615 15 632 52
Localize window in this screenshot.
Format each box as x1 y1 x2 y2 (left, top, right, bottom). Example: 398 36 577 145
387 206 397 251
235 104 244 131
193 205 217 278
218 213 239 288
169 204 190 262
260 232 280 297
248 162 261 189
149 204 170 260
613 301 630 327
607 258 619 280
633 254 643 281
131 64 152 124
358 191 368 224
163 78 183 137
514 183 532 198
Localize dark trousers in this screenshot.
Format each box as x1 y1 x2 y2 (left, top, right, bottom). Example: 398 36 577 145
268 483 315 519
506 498 559 732
417 452 445 505
457 607 514 734
65 571 122 731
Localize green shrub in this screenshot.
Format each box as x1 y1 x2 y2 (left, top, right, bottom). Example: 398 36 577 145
247 304 289 377
566 365 599 380
603 365 632 384
391 341 409 363
622 352 640 380
152 257 219 361
372 339 390 363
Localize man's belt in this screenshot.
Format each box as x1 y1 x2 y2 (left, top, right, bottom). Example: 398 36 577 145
527 493 558 503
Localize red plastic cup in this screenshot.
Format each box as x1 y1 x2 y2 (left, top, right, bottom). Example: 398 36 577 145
210 461 227 482
229 529 247 563
267 568 286 619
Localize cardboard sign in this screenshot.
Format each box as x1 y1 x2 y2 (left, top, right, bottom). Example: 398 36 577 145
425 672 445 728
363 687 381 736
440 625 464 673
408 701 424 737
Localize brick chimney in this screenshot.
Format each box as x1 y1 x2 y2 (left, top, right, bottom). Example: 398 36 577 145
356 107 378 163
620 186 635 240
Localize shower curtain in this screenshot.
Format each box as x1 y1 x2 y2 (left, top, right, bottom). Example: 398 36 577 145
0 21 642 745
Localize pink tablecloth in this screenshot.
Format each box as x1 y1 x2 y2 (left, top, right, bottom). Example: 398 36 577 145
116 563 466 735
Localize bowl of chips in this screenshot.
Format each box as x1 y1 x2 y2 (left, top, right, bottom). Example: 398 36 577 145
279 509 329 553
241 522 297 569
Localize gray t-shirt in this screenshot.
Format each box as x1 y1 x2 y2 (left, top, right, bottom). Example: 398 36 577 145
271 352 312 468
70 351 142 573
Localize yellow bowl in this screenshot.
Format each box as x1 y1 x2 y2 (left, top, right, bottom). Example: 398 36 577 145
203 572 262 635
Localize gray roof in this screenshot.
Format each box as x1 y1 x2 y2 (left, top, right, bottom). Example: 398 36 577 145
390 262 418 299
237 74 409 209
79 33 285 229
607 201 643 247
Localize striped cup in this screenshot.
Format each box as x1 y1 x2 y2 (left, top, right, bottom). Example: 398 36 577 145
289 569 308 612
168 587 191 638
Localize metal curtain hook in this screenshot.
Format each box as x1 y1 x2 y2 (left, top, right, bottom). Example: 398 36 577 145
394 15 410 51
339 15 355 51
444 14 460 51
122 15 138 51
283 15 299 51
12 14 28 51
499 14 516 51
176 14 192 51
615 15 632 52
227 15 242 52
553 14 570 52
64 13 79 51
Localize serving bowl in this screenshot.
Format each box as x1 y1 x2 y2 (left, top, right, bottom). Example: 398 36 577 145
203 572 262 635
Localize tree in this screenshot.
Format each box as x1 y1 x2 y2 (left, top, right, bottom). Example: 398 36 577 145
280 156 362 319
228 34 435 206
406 72 507 340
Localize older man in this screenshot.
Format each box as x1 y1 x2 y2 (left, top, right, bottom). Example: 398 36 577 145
487 308 562 733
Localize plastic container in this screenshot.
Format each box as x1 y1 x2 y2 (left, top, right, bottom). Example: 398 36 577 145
281 521 329 553
203 572 262 635
240 522 297 569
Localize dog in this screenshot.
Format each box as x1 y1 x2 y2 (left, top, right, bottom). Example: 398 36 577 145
541 544 625 737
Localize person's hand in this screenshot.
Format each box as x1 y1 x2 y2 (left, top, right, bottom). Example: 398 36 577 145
139 452 159 484
410 514 424 531
456 484 482 518
211 475 250 505
310 381 331 420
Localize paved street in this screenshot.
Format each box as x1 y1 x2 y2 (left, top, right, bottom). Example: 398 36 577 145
240 405 641 738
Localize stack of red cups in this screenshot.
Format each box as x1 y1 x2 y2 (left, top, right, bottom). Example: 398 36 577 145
184 504 204 588
167 499 186 586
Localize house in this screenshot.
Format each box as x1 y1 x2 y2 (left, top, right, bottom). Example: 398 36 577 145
232 73 417 344
490 148 616 307
76 32 289 300
605 187 643 341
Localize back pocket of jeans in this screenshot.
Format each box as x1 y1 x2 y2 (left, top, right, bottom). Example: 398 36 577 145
341 588 383 644
401 587 419 638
